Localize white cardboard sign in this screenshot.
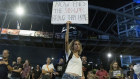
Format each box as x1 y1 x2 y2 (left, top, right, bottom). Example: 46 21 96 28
51 1 88 24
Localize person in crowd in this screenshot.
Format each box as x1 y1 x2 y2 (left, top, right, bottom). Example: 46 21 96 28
11 57 23 79
122 65 129 79
62 21 85 79
82 56 91 79
29 66 34 79
42 57 54 79
87 71 98 79
12 61 16 66
96 65 109 79
109 61 123 79
21 59 31 79
54 58 64 79
127 64 134 79
32 65 42 79
0 49 13 79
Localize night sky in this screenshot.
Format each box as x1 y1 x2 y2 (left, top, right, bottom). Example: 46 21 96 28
89 0 133 9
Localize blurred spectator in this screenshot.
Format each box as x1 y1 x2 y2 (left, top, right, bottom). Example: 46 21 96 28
122 65 129 79
42 57 54 79
12 61 16 66
109 61 123 79
0 49 13 79
87 71 98 79
127 64 134 79
32 65 42 79
82 56 91 79
30 66 34 79
54 58 64 79
11 57 23 79
21 59 31 79
96 65 109 79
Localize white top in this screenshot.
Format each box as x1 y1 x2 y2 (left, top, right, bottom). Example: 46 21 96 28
65 50 82 76
42 64 54 75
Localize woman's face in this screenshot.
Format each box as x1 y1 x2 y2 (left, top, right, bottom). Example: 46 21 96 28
130 65 134 69
25 60 29 65
113 62 118 69
46 58 51 64
37 65 40 69
59 58 64 64
73 41 81 51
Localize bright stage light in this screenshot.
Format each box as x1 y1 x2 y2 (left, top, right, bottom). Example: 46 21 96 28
120 54 123 58
107 53 112 58
15 6 25 16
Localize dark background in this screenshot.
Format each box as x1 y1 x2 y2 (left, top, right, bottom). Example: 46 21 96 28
0 45 62 66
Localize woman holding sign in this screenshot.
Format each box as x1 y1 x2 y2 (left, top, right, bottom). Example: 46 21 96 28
109 61 123 79
62 21 85 79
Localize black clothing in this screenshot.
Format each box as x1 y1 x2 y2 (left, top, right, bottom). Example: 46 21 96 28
0 59 11 79
82 63 91 79
33 69 42 79
127 70 134 79
55 64 64 77
11 63 23 77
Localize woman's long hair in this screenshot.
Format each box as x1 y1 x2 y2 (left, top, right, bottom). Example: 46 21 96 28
69 40 82 55
110 61 121 71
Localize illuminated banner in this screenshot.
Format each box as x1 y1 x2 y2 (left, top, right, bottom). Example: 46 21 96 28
34 31 43 37
19 30 35 36
1 28 7 34
51 1 88 24
7 29 20 35
1 28 53 38
34 31 53 38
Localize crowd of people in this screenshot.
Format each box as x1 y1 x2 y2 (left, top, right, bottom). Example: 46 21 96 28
0 49 138 79
0 21 139 79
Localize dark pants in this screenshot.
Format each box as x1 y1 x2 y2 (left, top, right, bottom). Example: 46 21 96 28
10 77 20 79
0 77 8 79
42 75 51 79
62 73 81 79
55 77 61 79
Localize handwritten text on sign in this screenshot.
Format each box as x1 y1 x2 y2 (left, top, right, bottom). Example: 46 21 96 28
51 1 88 24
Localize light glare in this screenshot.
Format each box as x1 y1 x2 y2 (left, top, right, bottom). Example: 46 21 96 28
107 53 112 58
15 6 25 16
